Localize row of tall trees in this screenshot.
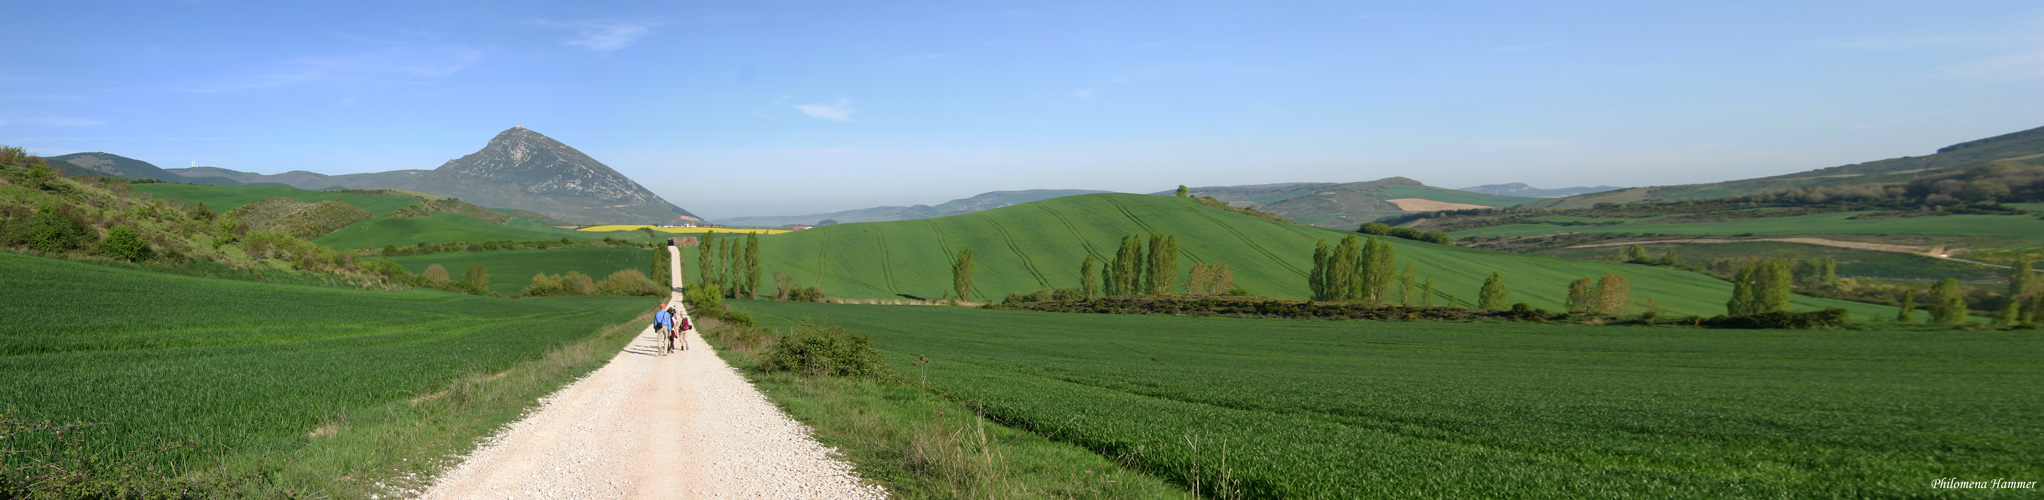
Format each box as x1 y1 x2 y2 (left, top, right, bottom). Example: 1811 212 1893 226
1565 274 1631 315
1097 233 1182 296
696 231 763 299
1307 235 1398 303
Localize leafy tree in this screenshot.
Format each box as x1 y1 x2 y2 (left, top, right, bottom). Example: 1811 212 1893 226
1661 248 1682 266
1753 260 1794 314
1930 277 1969 324
1478 272 1510 310
1108 235 1143 297
189 201 215 222
1326 235 1361 301
1175 185 1189 197
952 248 975 302
725 238 742 297
1080 254 1098 298
26 203 90 254
1566 278 1595 313
93 226 153 262
652 246 671 290
1626 244 1652 263
1145 233 1179 295
1421 277 1435 306
1994 300 2020 326
1595 273 1630 315
465 263 489 291
1817 258 1839 287
2025 294 2044 325
1896 289 1918 323
1727 266 1756 316
2011 258 2038 300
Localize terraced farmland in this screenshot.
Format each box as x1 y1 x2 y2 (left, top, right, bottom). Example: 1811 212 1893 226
736 300 2043 499
744 194 1894 318
0 252 649 471
382 247 658 295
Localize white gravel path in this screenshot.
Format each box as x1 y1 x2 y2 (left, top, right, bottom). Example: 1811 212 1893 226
413 248 886 500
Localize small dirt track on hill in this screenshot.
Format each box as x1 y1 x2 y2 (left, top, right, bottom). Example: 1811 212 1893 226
415 249 886 499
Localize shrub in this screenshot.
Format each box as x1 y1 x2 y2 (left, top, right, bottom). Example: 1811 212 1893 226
523 273 569 296
422 264 450 283
465 263 489 290
93 226 154 262
26 203 92 254
1705 308 1852 329
761 321 888 378
788 285 826 303
597 269 663 296
1051 287 1085 301
686 283 725 311
564 271 598 295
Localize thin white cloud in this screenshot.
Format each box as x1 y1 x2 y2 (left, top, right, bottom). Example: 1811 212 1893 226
0 113 105 127
1494 41 1558 53
179 44 482 93
797 98 855 122
562 20 659 52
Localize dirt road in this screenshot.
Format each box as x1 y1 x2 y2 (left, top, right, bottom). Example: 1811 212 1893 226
414 248 885 499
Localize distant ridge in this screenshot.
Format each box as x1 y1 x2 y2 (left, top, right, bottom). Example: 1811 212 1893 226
717 189 1111 227
1158 177 1540 228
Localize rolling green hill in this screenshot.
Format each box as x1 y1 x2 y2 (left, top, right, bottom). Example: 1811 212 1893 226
133 183 421 216
1452 211 2044 247
740 193 1894 318
382 247 657 295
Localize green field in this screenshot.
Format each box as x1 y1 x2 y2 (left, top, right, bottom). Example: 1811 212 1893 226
383 247 657 294
742 194 1894 318
133 183 422 216
736 300 2042 499
1539 241 2006 281
1453 211 2044 246
0 252 650 469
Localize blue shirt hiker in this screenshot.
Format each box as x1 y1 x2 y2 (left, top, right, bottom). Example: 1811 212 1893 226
655 307 673 331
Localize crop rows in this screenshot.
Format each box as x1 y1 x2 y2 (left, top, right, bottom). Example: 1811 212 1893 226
737 300 2044 499
0 253 649 469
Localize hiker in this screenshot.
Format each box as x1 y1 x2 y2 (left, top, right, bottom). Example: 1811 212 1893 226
653 305 673 356
675 314 691 352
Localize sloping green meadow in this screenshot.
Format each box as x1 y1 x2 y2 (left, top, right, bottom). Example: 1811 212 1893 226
1452 211 2044 246
132 183 421 216
744 194 1892 318
315 212 595 249
383 247 658 294
0 253 649 470
737 300 2043 499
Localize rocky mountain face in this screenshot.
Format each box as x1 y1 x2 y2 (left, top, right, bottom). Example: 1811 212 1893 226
404 127 697 224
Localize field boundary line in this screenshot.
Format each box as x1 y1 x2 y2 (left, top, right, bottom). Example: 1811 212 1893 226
872 227 898 293
1037 204 1105 261
1185 203 1306 277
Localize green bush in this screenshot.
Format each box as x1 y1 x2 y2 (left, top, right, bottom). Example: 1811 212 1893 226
761 321 887 378
93 226 154 262
686 283 725 311
1705 308 1852 329
597 269 663 296
25 204 92 254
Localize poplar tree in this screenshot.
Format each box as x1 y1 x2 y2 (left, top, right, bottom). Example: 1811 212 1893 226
1355 237 1396 304
1080 254 1098 298
1478 272 1509 310
1327 235 1361 301
721 239 737 296
1930 277 1968 324
1818 258 1839 287
1727 265 1757 316
697 231 717 287
1398 263 1417 306
1145 233 1179 295
1896 289 1918 323
2010 258 2037 300
1109 235 1143 296
1309 240 1330 301
953 248 976 302
1753 260 1794 314
466 263 489 291
745 232 761 299
1421 277 1436 306
1567 278 1595 313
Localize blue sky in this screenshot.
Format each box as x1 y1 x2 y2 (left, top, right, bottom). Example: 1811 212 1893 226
7 1 2043 219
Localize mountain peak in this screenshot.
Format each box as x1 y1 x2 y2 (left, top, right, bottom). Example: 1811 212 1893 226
411 127 699 223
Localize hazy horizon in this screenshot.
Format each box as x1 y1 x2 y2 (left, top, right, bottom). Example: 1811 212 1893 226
8 1 2043 219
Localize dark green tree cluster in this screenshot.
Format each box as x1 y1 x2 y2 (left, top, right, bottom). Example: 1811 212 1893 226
694 231 762 299
1928 277 1969 324
1478 272 1510 310
1357 222 1454 245
1079 254 1098 298
952 248 975 301
1727 260 1793 316
1307 235 1399 303
1096 233 1181 297
1564 273 1631 315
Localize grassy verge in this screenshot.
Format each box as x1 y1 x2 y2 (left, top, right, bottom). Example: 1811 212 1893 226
695 315 1192 499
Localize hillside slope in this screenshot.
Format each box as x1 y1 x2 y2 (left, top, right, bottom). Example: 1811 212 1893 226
1533 124 2044 208
741 193 1893 318
718 189 1112 227
1166 177 1540 228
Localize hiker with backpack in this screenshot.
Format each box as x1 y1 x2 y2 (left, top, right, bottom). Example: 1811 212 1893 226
653 305 673 356
674 312 691 352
